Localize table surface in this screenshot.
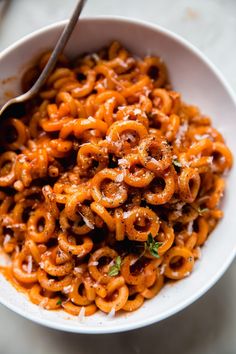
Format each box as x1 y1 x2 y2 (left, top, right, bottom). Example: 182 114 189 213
0 1 236 353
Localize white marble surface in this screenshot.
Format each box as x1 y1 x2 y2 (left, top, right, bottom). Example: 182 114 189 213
0 0 236 353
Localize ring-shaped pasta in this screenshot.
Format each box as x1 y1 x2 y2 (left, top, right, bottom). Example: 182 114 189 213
178 168 200 203
25 239 46 264
106 120 148 154
77 142 108 177
211 142 233 173
124 207 160 242
29 284 61 310
163 246 194 280
59 118 108 140
12 199 37 223
37 268 73 291
156 221 175 256
94 90 126 106
114 208 125 240
120 255 146 286
1 118 28 150
90 202 115 231
65 189 92 222
58 232 93 257
91 168 128 208
27 208 56 243
195 217 209 246
122 293 144 312
59 208 95 235
122 154 155 188
13 251 37 284
139 57 167 88
141 269 164 299
88 247 118 284
152 88 172 114
0 151 17 187
207 177 225 209
40 250 74 277
162 114 180 142
138 135 172 173
95 283 129 313
62 301 97 316
56 91 78 117
69 276 95 306
121 76 151 98
71 69 96 98
144 169 176 205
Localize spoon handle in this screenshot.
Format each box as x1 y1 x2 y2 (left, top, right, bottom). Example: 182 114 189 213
22 0 87 100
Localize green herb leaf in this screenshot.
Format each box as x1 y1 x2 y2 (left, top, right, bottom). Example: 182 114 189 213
172 159 182 168
108 256 122 277
146 233 162 258
198 207 209 215
56 299 62 306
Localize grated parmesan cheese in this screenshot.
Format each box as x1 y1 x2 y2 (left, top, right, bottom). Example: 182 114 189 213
39 262 44 269
172 271 180 277
187 220 194 235
78 306 86 322
89 261 99 266
175 121 188 147
109 97 116 103
38 225 44 232
39 298 48 310
63 285 72 294
88 116 96 122
125 133 136 143
116 58 128 68
130 257 138 266
103 78 108 88
194 134 209 141
115 173 124 183
123 211 131 219
151 157 158 164
96 82 104 90
3 234 11 246
78 212 94 230
108 259 115 268
118 158 128 166
133 108 142 115
74 267 84 274
207 156 213 164
160 264 166 275
107 307 116 319
27 255 33 274
0 251 12 266
195 246 202 259
91 53 100 62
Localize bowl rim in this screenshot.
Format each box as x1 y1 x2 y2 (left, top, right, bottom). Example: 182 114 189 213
0 15 236 334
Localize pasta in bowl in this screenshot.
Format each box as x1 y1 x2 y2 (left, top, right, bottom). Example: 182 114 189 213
0 17 235 333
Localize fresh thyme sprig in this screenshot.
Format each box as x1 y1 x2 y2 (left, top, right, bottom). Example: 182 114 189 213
108 256 122 277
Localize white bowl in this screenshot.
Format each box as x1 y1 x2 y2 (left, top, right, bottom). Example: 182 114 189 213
0 16 236 334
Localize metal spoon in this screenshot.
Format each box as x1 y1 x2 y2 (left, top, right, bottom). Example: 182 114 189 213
0 0 87 118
